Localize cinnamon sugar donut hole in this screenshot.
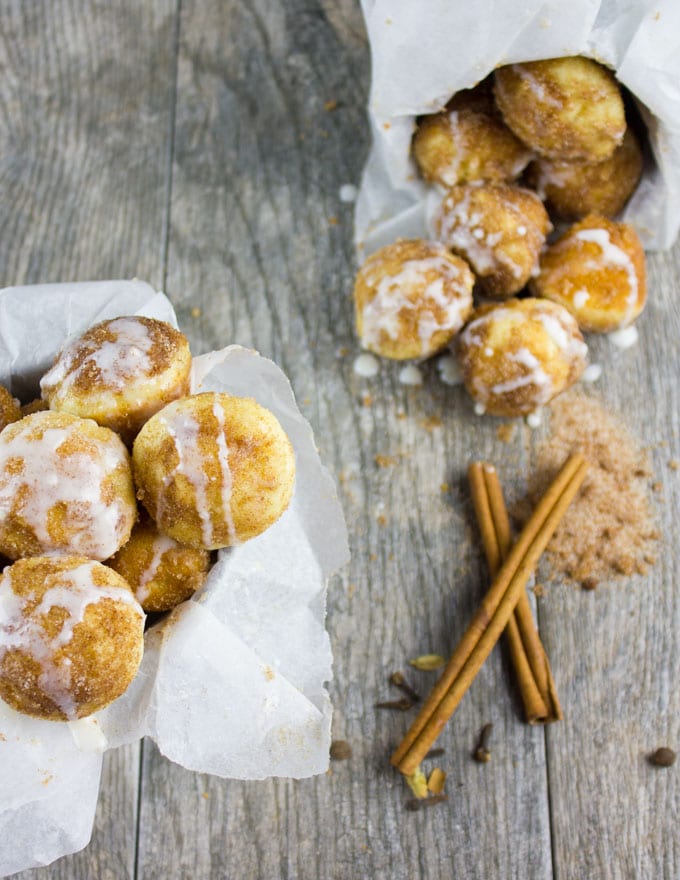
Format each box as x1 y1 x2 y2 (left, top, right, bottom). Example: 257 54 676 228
353 239 474 359
0 385 21 432
133 392 295 550
0 556 144 721
41 316 192 443
109 515 210 612
493 57 625 162
413 82 532 188
457 298 587 417
435 183 550 298
530 215 646 333
527 129 643 221
0 411 136 561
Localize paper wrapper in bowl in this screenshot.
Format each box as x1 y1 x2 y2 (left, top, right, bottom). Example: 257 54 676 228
355 0 680 255
0 280 349 876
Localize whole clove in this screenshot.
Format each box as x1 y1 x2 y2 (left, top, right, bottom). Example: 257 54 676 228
389 671 421 703
473 723 493 763
405 793 448 812
375 697 414 711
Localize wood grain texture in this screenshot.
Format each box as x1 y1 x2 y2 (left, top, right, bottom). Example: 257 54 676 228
138 2 553 878
0 1 178 878
1 1 679 878
534 245 680 880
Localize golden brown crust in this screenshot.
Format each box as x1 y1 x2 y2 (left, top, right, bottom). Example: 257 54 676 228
133 393 295 549
526 129 643 220
436 183 550 298
0 556 144 720
0 385 21 433
530 214 646 332
41 316 192 442
413 82 532 187
493 57 625 161
353 239 474 359
108 514 210 612
457 298 587 416
0 411 137 561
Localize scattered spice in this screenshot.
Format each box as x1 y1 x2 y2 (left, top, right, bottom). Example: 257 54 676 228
405 794 448 812
526 393 659 588
375 697 414 711
496 422 517 444
330 740 352 760
190 306 201 318
424 747 445 759
409 654 446 671
648 746 676 768
323 99 338 112
427 767 446 794
389 671 420 703
375 454 398 467
328 216 338 226
669 459 679 471
532 583 546 598
473 723 493 763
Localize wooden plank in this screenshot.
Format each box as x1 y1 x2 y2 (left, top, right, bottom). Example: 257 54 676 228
0 1 179 877
536 244 680 880
137 1 554 877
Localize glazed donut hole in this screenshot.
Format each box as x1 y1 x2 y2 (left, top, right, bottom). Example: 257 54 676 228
41 316 192 443
108 514 210 613
493 56 626 162
0 410 137 561
456 298 588 417
133 392 296 550
530 214 646 333
0 385 21 432
353 239 475 359
526 128 643 221
0 556 144 721
435 183 551 298
413 79 533 188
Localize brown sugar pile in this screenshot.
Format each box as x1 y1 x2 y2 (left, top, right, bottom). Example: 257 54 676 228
527 392 659 588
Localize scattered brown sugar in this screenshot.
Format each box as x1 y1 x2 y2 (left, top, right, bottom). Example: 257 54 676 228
496 422 517 444
527 392 659 588
669 459 679 471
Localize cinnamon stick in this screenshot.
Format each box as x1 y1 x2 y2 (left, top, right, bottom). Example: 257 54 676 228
469 461 562 724
392 453 586 776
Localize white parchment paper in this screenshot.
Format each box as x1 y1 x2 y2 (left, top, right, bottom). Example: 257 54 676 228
356 0 680 255
0 280 348 876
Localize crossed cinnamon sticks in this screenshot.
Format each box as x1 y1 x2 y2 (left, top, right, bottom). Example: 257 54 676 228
392 453 586 777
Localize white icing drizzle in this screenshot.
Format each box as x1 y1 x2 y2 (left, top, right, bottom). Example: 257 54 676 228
573 228 639 323
338 183 357 203
353 353 380 377
398 365 423 386
608 325 639 349
211 400 237 546
436 354 463 386
361 250 471 354
69 716 108 751
437 189 525 280
573 289 590 309
526 409 544 429
510 64 563 108
159 413 213 546
440 110 464 186
0 562 142 720
41 317 155 399
0 420 131 559
157 400 238 548
136 532 177 604
581 363 603 383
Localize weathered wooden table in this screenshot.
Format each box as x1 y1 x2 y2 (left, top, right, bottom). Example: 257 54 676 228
2 2 679 878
